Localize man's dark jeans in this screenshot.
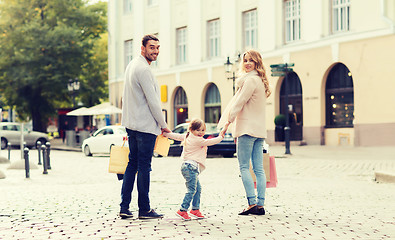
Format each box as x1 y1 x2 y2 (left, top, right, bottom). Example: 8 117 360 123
120 129 157 213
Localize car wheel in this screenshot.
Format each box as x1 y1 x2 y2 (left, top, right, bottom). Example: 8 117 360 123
1 138 8 150
84 145 92 156
36 138 47 149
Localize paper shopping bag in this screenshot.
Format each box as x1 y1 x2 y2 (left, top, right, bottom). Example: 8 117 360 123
154 134 170 157
249 153 270 183
266 156 278 188
108 144 129 174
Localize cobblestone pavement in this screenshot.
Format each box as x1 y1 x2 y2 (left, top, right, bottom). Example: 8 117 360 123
0 145 394 240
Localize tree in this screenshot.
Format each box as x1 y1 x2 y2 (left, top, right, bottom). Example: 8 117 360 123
0 0 107 132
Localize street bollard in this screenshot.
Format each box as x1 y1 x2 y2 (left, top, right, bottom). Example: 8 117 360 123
46 142 51 170
7 142 11 160
24 147 30 178
42 145 48 175
37 141 42 165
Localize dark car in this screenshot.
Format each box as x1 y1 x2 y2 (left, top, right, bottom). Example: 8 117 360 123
167 123 236 158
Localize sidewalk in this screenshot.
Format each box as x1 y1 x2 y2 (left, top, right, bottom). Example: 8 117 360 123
1 145 394 239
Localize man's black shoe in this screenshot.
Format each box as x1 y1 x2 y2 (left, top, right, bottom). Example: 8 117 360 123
119 209 133 219
138 209 163 219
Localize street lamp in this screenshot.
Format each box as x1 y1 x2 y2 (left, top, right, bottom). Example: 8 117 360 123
68 78 80 108
224 54 241 95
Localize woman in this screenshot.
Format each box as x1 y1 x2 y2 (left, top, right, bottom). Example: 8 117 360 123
218 49 271 215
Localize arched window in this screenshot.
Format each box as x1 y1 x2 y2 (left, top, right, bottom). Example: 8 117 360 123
204 84 221 123
174 87 188 126
325 63 354 127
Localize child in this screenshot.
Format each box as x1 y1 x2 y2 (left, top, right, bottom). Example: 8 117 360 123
163 119 229 220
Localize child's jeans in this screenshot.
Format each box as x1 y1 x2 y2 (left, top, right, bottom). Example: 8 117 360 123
180 162 201 211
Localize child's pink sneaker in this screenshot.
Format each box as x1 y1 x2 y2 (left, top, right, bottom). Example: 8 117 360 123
189 209 205 219
176 210 191 221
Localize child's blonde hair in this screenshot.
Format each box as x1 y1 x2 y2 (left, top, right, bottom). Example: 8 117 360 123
183 119 206 146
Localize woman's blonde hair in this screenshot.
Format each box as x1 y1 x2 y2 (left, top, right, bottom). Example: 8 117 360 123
240 49 271 97
183 118 206 145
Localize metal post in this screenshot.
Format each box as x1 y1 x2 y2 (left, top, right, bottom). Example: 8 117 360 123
20 123 24 160
284 64 291 155
46 142 51 170
42 145 48 175
72 91 76 108
24 147 30 178
37 141 42 165
232 72 235 95
7 142 11 160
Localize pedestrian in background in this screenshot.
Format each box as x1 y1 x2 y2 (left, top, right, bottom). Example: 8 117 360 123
218 49 271 215
163 118 229 220
120 34 171 219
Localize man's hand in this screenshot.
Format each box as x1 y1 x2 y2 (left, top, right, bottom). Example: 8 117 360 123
161 127 171 134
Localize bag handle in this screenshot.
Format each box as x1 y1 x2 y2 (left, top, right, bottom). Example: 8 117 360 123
122 137 127 147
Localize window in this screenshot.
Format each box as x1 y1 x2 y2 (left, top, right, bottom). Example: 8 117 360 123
207 19 220 59
204 84 221 123
243 9 257 49
123 0 132 14
174 88 188 125
94 129 106 137
176 27 187 64
285 0 301 43
124 39 133 69
332 0 350 33
325 63 354 127
147 0 158 7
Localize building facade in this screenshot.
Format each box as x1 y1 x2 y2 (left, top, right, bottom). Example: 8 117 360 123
108 0 395 146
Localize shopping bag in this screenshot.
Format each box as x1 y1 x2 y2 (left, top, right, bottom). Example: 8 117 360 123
154 134 171 157
108 141 129 174
266 156 278 188
250 153 270 182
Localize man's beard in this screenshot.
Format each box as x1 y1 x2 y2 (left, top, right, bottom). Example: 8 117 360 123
146 53 158 62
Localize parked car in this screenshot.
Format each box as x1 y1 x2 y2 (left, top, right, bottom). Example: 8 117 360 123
0 122 49 149
167 123 236 158
82 125 127 156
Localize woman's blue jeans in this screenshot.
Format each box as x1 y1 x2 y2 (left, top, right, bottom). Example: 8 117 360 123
237 135 266 206
180 162 201 211
120 129 156 213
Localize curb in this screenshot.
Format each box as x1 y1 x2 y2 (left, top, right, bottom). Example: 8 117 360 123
51 147 82 152
374 171 395 183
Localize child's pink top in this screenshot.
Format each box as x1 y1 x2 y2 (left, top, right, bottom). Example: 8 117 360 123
163 132 224 172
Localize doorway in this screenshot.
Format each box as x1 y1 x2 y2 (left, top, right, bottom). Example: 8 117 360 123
279 72 303 141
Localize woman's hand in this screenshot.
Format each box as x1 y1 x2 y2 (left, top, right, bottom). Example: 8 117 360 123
220 121 230 137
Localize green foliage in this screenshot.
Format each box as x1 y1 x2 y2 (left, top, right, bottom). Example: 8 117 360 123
274 114 286 126
0 0 107 131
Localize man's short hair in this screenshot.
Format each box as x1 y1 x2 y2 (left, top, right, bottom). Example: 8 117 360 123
142 34 159 47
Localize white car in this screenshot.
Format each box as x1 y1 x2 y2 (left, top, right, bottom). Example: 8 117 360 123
82 125 127 156
0 122 49 149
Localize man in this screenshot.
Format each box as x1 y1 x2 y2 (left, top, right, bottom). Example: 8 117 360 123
120 34 171 219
